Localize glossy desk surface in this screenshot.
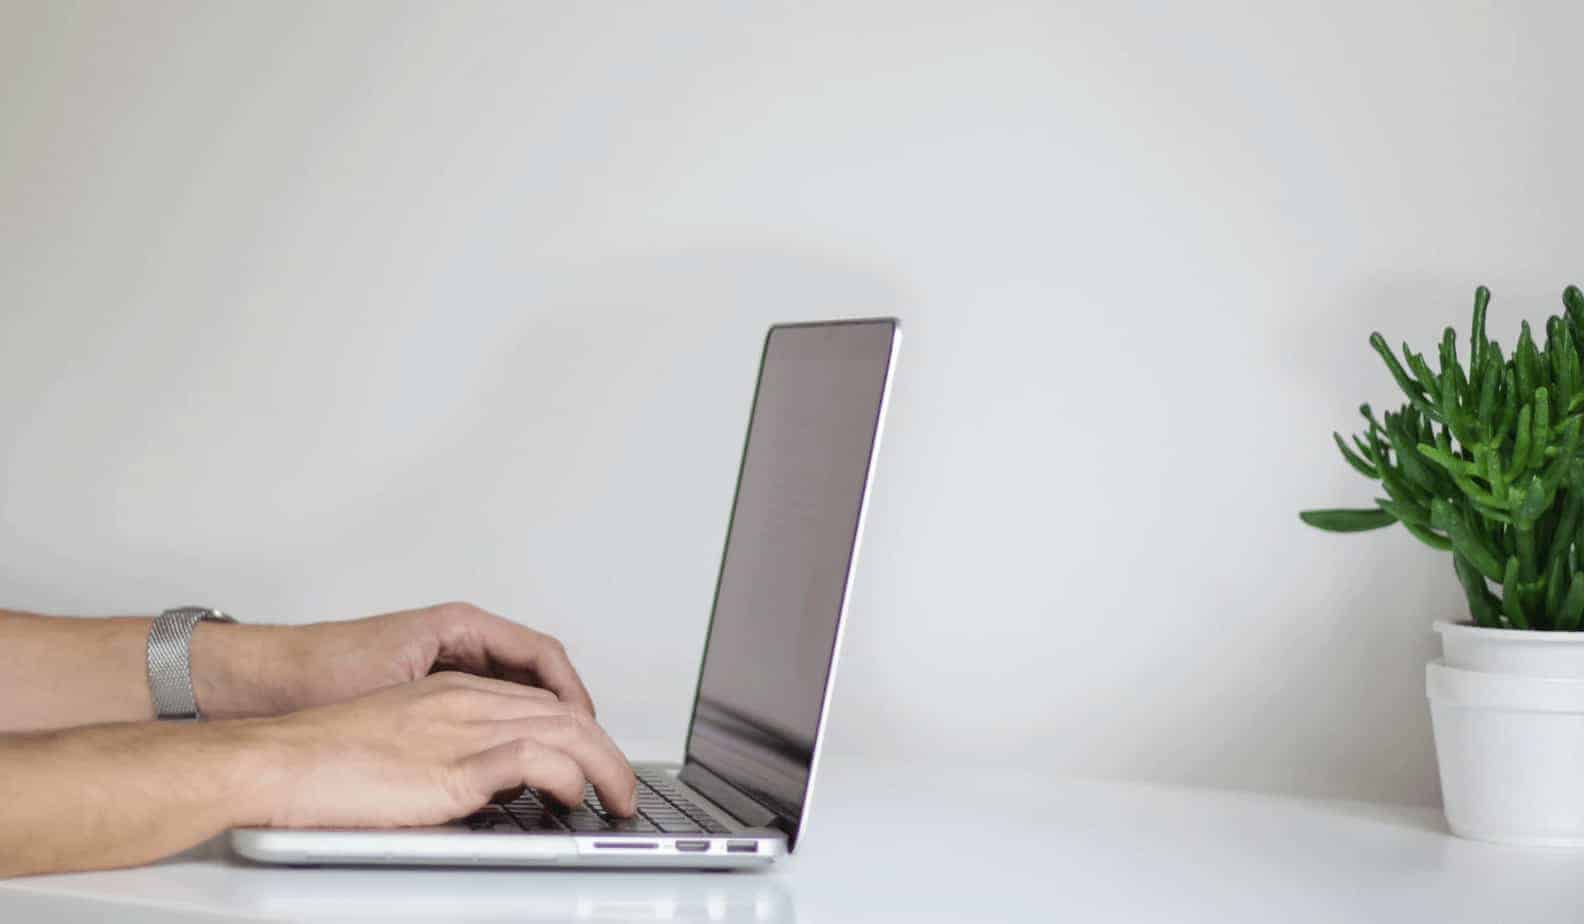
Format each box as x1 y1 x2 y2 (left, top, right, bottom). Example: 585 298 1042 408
4 758 1583 922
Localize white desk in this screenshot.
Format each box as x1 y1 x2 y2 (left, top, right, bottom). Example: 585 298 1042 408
3 758 1582 922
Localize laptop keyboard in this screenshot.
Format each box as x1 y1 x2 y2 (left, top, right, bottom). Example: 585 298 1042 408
462 767 730 835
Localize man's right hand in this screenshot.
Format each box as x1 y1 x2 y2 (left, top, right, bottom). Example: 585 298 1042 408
0 670 637 878
247 671 638 828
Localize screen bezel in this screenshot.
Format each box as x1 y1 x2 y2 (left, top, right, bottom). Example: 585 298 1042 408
677 317 901 852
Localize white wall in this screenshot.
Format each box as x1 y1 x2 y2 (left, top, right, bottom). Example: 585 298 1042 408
3 0 1582 806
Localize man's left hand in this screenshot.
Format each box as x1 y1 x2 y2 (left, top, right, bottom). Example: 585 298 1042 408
191 602 597 719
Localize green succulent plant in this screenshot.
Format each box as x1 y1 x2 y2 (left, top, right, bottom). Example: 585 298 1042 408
1302 285 1584 630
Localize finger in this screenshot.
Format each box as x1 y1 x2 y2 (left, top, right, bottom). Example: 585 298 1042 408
426 670 560 704
454 692 577 724
435 607 597 718
496 714 637 816
423 679 576 727
457 740 586 809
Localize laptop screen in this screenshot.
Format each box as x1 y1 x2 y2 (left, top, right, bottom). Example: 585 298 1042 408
682 318 898 848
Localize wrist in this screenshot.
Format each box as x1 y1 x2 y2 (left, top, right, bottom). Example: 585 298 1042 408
201 717 299 829
231 710 331 828
190 623 301 719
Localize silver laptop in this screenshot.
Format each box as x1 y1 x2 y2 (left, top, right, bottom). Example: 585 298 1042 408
231 318 901 869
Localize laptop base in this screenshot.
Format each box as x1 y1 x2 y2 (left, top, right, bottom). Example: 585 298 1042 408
229 763 785 870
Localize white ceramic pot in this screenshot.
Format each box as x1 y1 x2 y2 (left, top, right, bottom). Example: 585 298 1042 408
1428 621 1584 845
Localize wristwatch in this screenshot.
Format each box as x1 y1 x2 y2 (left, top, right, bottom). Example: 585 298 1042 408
146 606 236 720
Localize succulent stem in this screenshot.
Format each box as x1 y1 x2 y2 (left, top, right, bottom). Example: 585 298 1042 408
1302 286 1584 630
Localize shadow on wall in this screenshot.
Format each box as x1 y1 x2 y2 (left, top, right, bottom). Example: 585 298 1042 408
228 240 914 603
268 243 917 750
1109 523 1449 807
1242 277 1505 806
313 240 915 589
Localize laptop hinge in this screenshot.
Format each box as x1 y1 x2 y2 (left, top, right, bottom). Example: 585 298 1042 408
677 761 779 829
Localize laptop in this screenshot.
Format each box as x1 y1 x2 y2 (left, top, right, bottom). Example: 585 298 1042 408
231 317 901 869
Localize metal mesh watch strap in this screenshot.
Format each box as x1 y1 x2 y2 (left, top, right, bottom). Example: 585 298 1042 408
147 606 236 720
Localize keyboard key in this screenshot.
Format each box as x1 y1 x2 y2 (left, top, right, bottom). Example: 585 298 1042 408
558 807 611 832
654 818 704 834
605 815 659 833
506 806 567 830
458 807 520 831
547 771 736 836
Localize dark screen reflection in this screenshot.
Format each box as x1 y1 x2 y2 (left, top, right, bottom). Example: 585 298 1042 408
686 320 896 827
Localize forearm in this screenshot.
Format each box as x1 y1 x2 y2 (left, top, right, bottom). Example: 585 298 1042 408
0 610 154 731
0 609 296 732
0 719 282 877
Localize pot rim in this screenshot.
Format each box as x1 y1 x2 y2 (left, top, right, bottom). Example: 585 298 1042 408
1435 619 1584 642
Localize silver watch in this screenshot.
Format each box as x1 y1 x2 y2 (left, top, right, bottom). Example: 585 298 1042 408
147 606 237 720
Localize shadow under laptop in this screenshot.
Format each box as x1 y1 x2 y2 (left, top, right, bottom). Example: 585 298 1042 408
219 854 795 922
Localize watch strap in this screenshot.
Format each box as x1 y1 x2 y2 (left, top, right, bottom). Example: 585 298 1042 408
147 606 236 720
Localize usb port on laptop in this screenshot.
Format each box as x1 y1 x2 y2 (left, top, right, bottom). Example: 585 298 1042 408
675 840 709 852
726 841 758 854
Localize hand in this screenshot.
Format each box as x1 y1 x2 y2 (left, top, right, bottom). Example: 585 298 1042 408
248 671 638 827
0 670 635 877
193 602 596 720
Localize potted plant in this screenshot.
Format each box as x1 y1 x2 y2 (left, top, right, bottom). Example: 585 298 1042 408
1303 284 1584 845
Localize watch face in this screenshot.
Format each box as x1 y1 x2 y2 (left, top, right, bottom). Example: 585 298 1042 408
166 606 235 623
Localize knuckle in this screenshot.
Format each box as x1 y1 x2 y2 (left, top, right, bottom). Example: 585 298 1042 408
520 745 583 793
433 601 479 622
550 760 587 792
542 711 577 732
529 710 586 740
